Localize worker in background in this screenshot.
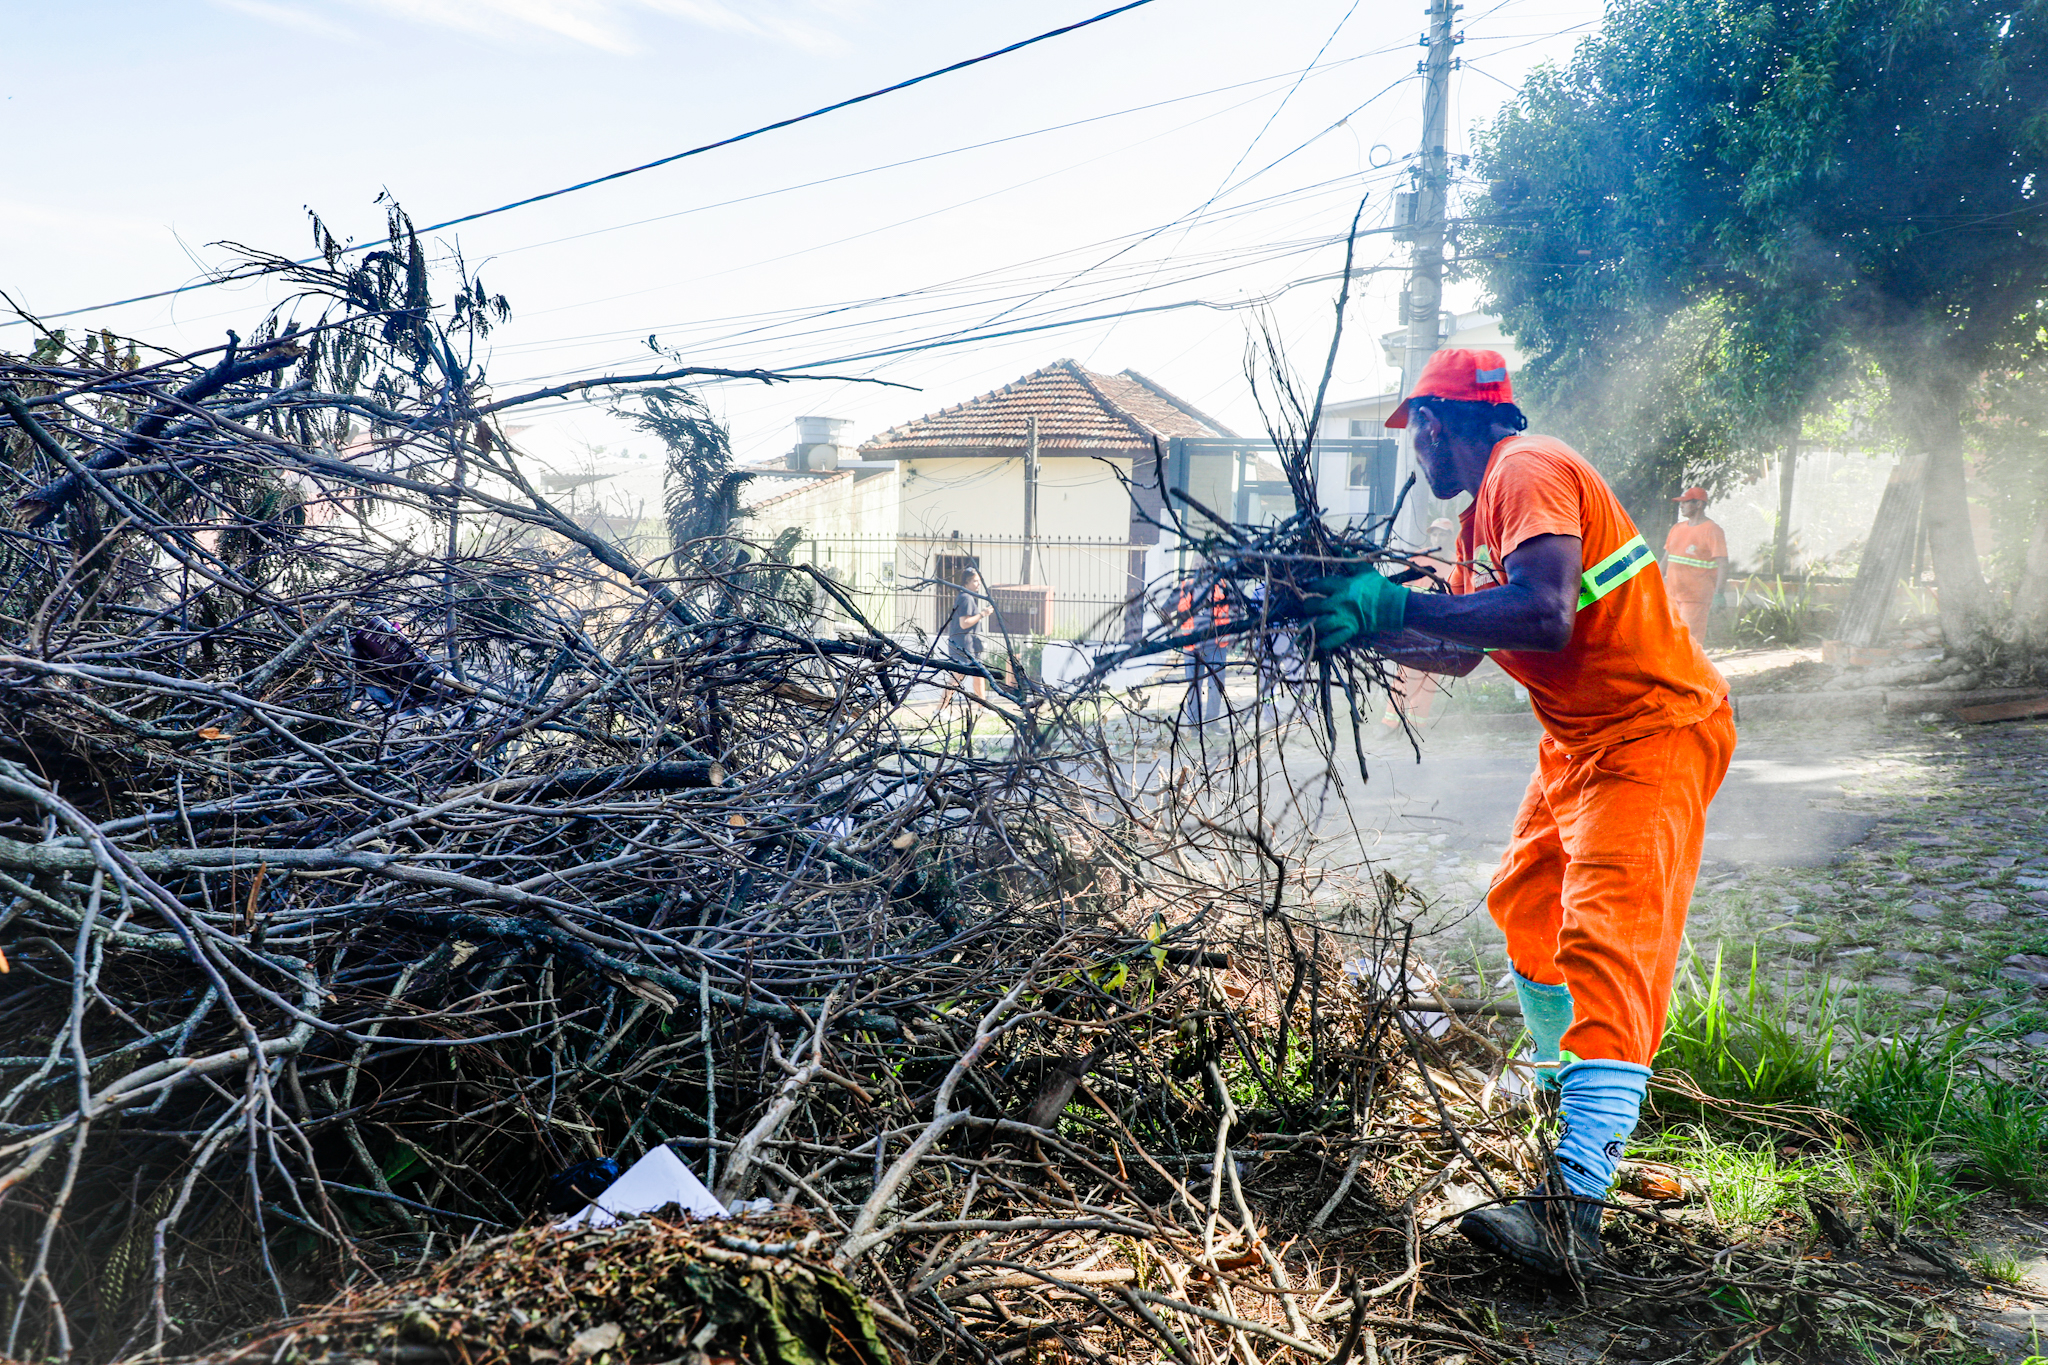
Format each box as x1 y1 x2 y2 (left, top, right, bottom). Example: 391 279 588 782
1662 487 1728 645
1305 349 1733 1284
945 566 991 704
1380 517 1459 730
1177 566 1229 726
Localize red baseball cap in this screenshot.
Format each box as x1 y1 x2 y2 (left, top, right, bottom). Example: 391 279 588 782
1384 348 1515 429
1675 487 1709 502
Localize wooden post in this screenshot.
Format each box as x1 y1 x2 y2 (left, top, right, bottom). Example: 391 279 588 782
1021 416 1039 584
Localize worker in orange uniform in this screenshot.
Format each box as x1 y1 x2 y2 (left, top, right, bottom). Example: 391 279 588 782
1177 570 1231 726
1305 350 1733 1283
1662 487 1728 645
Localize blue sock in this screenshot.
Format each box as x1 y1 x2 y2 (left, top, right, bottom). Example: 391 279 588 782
1554 1059 1652 1200
1511 968 1574 1090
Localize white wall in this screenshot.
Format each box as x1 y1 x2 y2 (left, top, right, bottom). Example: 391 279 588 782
1711 449 1894 574
747 467 899 540
898 455 1134 540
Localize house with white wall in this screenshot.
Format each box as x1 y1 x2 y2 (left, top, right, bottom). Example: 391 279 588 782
740 362 1232 639
856 359 1233 543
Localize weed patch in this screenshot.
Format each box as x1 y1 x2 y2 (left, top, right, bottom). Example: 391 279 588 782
1653 945 1835 1108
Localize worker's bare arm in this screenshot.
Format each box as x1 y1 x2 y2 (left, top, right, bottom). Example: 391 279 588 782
1398 533 1581 653
1365 631 1486 677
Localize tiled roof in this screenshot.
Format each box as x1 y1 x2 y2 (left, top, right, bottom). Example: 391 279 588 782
860 360 1234 455
744 469 850 514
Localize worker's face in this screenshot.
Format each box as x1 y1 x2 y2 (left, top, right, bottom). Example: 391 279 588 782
1679 499 1705 519
1411 409 1464 500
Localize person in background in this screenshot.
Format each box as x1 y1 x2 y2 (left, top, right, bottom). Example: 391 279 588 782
1248 579 1304 708
1305 349 1733 1285
1178 567 1229 726
945 567 991 703
1662 487 1728 645
1380 517 1460 730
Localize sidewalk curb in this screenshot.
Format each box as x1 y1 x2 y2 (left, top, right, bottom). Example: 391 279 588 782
1418 685 2047 735
1729 686 2045 724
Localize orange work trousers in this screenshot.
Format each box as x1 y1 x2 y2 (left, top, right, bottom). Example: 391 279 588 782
1487 701 1736 1066
1671 595 1711 646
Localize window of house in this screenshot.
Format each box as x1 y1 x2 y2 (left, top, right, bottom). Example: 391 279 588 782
1346 420 1386 491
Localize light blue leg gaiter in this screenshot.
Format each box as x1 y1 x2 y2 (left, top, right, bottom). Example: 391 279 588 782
1512 969 1574 1090
1554 1059 1652 1200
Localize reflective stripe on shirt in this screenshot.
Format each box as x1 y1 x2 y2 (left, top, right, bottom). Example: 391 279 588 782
1667 553 1718 570
1577 534 1654 610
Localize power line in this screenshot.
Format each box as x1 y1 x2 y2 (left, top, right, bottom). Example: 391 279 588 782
885 69 1420 361
1 0 1165 331
489 178 1400 383
482 50 1390 267
486 172 1391 366
59 53 1374 349
1085 0 1368 362
495 237 1414 401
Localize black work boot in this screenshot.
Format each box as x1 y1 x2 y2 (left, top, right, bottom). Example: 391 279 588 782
1457 1176 1607 1285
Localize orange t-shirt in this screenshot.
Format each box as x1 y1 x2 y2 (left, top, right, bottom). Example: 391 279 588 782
1449 435 1727 753
1662 518 1727 603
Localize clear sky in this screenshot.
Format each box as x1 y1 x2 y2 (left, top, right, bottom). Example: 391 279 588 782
2 0 1605 472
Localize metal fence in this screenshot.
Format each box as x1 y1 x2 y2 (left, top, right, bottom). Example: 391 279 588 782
797 534 1147 640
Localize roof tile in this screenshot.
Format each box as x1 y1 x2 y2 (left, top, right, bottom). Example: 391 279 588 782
860 360 1233 455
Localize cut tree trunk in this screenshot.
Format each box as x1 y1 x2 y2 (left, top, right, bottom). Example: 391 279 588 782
1836 456 1924 646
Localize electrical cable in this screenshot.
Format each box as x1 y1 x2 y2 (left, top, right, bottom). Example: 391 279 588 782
481 48 1394 266
519 178 1390 359
492 207 1393 387
466 170 1398 367
1085 0 1366 361
1 0 1165 330
876 69 1420 361
493 252 1414 403
494 73 1331 333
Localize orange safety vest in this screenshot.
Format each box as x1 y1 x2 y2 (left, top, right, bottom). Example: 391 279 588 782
1177 581 1230 647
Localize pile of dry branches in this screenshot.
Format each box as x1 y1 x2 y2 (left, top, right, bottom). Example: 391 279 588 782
158 1213 898 1365
0 216 1435 1364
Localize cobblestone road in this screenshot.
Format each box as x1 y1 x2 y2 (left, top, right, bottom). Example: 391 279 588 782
1302 711 2048 1063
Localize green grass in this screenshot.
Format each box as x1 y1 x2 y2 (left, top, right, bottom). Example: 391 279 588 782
1734 576 1834 647
1950 1076 2048 1199
1654 944 1835 1106
1968 1250 2027 1286
1833 1017 2048 1204
1638 1125 1813 1230
1833 1023 1970 1146
1859 1137 1976 1232
1648 944 2048 1236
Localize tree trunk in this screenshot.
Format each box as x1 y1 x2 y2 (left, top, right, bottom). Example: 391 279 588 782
2016 502 2048 643
1774 436 1799 573
1890 369 1988 644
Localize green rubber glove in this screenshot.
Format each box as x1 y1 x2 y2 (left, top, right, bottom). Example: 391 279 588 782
1305 570 1410 655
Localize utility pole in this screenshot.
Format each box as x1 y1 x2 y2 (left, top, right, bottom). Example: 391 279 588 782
1394 0 1459 550
1021 415 1040 584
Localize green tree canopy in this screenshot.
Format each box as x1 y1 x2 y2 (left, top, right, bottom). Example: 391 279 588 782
1464 0 2048 637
